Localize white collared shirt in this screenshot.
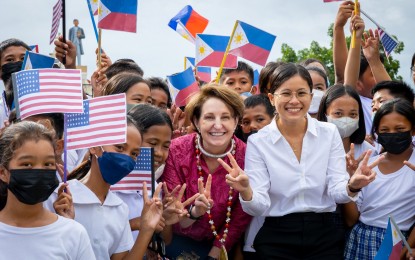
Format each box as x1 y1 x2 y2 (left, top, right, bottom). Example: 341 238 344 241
45 180 134 260
240 115 355 217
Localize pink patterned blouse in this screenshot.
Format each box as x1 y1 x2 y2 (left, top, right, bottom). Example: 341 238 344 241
161 133 252 251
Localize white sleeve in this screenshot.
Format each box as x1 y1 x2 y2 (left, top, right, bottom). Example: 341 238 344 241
76 225 97 260
239 137 271 216
326 127 356 203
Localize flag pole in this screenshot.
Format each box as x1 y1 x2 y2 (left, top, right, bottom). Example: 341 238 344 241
351 0 359 49
98 29 102 69
86 0 99 42
63 114 68 183
215 20 239 83
360 9 383 30
62 0 67 64
184 57 187 70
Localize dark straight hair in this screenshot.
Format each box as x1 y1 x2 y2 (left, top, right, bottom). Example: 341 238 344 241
268 63 313 94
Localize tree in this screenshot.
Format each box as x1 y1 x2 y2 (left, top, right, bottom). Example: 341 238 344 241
279 24 404 84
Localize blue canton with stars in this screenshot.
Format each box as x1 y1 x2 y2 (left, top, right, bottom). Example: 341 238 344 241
67 100 89 128
17 70 40 98
135 148 152 171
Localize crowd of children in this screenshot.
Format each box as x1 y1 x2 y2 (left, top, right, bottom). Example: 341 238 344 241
1 1 415 259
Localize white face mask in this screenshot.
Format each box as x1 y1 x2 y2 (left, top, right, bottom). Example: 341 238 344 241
327 116 359 138
308 89 324 114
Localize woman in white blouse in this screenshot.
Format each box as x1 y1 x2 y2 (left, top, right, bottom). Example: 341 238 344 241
218 63 383 259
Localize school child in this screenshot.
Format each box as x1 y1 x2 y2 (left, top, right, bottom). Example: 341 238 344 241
0 121 95 259
45 116 164 260
344 98 415 259
147 77 172 110
220 61 257 97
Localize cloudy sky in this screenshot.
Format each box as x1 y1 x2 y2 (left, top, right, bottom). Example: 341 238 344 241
1 0 414 85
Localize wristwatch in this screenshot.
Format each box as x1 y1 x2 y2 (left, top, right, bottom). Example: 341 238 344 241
188 205 203 220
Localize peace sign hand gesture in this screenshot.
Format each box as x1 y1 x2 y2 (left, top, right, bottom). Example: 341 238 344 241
191 175 214 218
348 150 384 193
346 143 366 176
218 153 253 201
162 183 198 226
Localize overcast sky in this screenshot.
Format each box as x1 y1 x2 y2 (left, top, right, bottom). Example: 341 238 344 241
1 0 414 86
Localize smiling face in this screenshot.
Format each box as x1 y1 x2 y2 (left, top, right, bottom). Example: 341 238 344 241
195 97 237 154
326 95 359 119
377 111 413 135
222 71 253 95
141 124 172 171
241 105 273 133
268 75 312 123
126 82 152 105
0 46 27 67
372 89 394 113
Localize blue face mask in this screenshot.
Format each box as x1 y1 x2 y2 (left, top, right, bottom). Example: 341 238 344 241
97 148 136 185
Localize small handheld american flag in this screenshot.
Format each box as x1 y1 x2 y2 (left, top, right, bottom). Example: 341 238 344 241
111 147 155 195
378 28 399 59
12 69 83 120
50 0 63 44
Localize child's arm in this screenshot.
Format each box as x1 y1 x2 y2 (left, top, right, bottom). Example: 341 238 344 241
342 201 360 227
362 29 391 83
344 10 364 87
333 1 355 84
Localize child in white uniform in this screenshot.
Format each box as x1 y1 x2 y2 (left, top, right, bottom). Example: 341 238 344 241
0 121 95 259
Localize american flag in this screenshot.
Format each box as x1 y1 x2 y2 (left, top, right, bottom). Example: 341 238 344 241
50 0 63 44
378 28 399 58
66 94 127 150
111 147 154 195
12 69 83 120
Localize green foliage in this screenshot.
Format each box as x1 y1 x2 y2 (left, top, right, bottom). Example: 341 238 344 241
279 23 404 83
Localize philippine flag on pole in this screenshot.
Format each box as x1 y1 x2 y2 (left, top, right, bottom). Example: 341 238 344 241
21 51 55 71
185 56 211 82
167 67 200 107
98 0 138 33
228 21 276 66
168 5 208 41
195 34 237 68
375 218 403 260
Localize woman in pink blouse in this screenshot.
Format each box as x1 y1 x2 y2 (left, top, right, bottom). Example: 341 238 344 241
161 84 252 259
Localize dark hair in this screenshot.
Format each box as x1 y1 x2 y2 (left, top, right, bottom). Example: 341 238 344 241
147 77 172 108
186 83 245 132
371 98 415 140
317 84 366 144
244 94 275 118
0 38 30 59
299 58 329 76
359 53 385 79
68 116 139 181
259 61 285 94
221 61 254 85
128 104 173 134
307 66 329 89
371 81 415 105
105 59 144 79
412 53 415 67
102 72 150 96
73 19 79 22
268 63 313 94
0 121 55 210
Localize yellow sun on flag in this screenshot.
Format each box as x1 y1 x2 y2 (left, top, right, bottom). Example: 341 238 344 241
182 34 189 40
393 230 398 238
234 33 244 44
92 0 98 3
98 6 102 15
199 46 205 55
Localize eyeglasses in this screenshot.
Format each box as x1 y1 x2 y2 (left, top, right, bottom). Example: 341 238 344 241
273 90 312 102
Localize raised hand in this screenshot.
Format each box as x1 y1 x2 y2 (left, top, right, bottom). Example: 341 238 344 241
191 174 214 218
54 35 76 69
362 29 381 62
349 150 384 191
167 105 187 138
53 183 75 219
218 153 250 193
346 144 366 176
335 1 355 28
350 9 365 38
140 182 163 232
162 183 198 225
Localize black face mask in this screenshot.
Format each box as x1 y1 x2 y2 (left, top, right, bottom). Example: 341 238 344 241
1 61 23 84
7 169 59 205
377 131 413 154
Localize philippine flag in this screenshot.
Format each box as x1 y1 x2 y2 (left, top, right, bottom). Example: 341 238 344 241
375 218 403 260
21 51 55 71
168 5 209 41
185 57 212 83
228 21 276 66
196 34 237 68
98 0 138 33
167 67 200 107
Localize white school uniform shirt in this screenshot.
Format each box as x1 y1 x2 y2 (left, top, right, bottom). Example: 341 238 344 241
359 95 373 135
240 115 356 217
358 150 415 231
354 141 377 158
113 191 144 241
0 216 96 259
44 180 134 260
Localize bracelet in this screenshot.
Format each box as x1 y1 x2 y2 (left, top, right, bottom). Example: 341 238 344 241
348 181 362 193
188 205 202 220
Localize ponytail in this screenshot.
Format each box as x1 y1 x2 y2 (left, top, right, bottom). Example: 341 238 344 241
68 158 92 181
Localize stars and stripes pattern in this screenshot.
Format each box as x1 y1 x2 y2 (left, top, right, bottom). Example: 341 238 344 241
50 0 63 44
13 69 83 119
66 94 127 150
378 28 399 58
111 147 154 194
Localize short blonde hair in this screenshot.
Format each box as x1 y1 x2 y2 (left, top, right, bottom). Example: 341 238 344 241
186 83 244 128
